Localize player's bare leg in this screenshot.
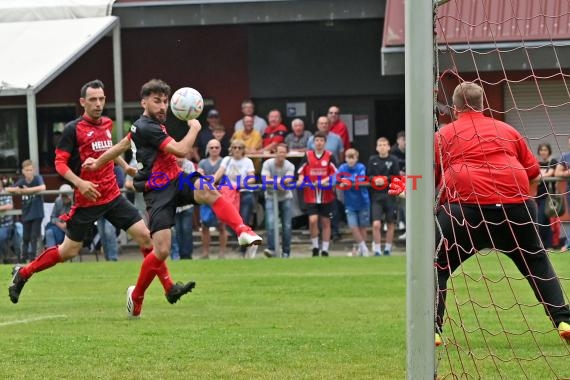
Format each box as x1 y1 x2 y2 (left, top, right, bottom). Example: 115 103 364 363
194 188 262 247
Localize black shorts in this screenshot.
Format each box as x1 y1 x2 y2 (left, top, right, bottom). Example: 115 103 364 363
371 194 397 223
144 172 202 235
307 202 333 218
66 195 142 243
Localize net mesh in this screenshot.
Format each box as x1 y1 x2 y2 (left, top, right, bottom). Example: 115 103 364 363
433 1 570 378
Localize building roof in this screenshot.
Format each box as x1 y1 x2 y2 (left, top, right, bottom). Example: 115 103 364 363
384 0 570 47
382 0 570 75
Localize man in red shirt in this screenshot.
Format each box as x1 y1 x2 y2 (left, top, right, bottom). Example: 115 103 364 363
297 131 337 257
262 109 288 153
84 79 262 318
327 105 350 151
391 81 570 345
9 80 193 308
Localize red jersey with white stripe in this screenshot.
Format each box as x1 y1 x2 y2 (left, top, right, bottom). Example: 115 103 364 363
297 150 337 204
56 114 120 207
128 115 179 191
435 111 540 205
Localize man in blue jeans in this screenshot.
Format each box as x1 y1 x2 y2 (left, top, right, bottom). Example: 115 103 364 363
44 184 73 248
262 144 295 258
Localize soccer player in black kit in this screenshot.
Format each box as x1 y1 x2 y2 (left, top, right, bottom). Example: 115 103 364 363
9 80 194 308
84 79 262 317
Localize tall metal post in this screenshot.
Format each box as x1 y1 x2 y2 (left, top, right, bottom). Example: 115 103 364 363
113 23 124 141
406 0 436 378
26 90 39 168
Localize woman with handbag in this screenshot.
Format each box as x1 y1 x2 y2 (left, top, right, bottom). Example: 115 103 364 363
197 139 227 259
214 139 257 257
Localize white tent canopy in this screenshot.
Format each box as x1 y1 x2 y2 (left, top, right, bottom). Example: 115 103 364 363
0 0 114 22
0 0 122 168
0 16 118 95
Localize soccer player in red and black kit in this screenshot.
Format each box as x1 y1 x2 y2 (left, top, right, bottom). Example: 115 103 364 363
8 80 194 308
389 81 570 345
296 130 337 257
84 79 262 318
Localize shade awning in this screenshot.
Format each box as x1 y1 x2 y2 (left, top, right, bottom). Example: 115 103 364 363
0 16 118 96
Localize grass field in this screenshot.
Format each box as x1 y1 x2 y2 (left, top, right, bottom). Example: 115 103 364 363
0 254 568 379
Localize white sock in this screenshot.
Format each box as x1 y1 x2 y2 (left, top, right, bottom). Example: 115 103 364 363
373 243 381 253
385 243 392 251
311 237 319 249
322 241 330 252
359 241 369 253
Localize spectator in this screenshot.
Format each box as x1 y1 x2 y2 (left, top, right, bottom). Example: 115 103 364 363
297 131 337 257
554 137 570 251
390 130 407 237
97 164 125 261
197 139 228 259
193 108 223 161
212 124 231 157
261 143 295 258
337 148 371 256
262 109 288 153
234 99 267 135
535 143 557 249
0 179 16 262
307 116 345 240
124 157 147 224
232 115 263 154
327 105 350 151
391 131 406 174
44 184 73 248
214 139 257 257
173 155 195 260
307 116 344 162
6 160 45 262
367 137 400 256
285 118 312 152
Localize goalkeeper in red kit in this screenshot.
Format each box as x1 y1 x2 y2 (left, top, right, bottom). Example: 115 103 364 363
9 80 194 308
389 81 570 346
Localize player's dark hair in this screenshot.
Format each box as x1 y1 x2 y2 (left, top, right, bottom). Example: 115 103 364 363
140 79 171 98
396 131 405 139
314 131 328 141
80 79 104 98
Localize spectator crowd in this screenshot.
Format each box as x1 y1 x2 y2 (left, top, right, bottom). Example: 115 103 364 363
5 96 570 261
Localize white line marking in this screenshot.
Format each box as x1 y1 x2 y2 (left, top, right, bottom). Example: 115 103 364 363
0 314 67 327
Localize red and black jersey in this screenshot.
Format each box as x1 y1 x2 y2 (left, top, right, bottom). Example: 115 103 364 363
297 150 337 204
262 124 288 148
56 114 120 207
435 111 540 205
128 115 179 191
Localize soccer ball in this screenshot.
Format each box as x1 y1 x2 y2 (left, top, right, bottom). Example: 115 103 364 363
170 87 204 121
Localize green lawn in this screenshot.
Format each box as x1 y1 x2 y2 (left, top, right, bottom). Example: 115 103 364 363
0 255 568 379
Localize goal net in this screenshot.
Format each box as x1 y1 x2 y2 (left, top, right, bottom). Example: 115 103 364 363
433 0 570 378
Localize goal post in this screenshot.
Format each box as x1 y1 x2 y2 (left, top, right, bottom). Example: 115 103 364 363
405 0 436 378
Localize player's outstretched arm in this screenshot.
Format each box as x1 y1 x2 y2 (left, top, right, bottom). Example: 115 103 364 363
114 156 137 177
83 136 131 171
164 119 202 158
